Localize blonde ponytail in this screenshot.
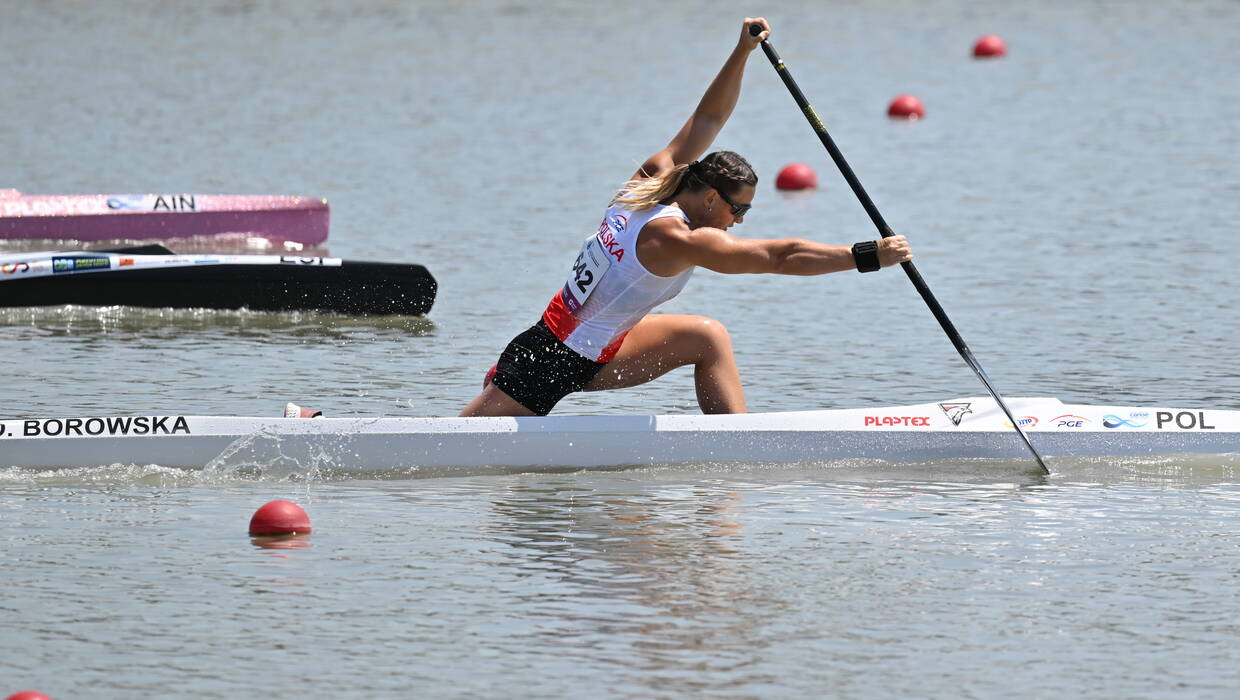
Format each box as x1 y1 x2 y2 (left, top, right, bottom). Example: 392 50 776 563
609 152 758 212
610 164 691 211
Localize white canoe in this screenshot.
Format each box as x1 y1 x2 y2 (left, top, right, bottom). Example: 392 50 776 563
2 398 1238 472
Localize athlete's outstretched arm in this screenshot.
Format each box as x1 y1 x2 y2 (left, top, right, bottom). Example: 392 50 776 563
632 17 771 181
641 217 913 276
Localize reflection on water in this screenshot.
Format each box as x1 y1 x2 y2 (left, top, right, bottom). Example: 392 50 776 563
250 532 312 550
0 304 436 337
480 479 765 693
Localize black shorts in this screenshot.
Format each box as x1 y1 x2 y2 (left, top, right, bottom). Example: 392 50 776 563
491 319 606 416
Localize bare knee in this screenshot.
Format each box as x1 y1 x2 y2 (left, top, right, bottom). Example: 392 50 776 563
683 316 733 361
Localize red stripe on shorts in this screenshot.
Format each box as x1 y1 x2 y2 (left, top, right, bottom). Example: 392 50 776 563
541 290 580 342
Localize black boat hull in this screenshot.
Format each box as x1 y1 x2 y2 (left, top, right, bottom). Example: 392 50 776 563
1 261 437 315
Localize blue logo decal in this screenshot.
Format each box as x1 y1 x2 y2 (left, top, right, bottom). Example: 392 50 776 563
1103 414 1147 429
106 197 142 211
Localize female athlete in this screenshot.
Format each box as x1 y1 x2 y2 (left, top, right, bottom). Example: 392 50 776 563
461 17 912 417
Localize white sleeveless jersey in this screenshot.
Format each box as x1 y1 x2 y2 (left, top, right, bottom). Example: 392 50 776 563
541 203 694 362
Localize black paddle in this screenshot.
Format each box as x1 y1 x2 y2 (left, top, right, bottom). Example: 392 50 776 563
749 23 1049 475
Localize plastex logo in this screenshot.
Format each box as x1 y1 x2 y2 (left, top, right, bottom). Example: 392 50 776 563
938 402 972 426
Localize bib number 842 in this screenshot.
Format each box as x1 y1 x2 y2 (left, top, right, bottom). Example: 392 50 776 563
562 236 612 313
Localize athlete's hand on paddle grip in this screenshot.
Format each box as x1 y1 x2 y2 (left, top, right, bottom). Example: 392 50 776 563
741 17 770 49
878 235 912 268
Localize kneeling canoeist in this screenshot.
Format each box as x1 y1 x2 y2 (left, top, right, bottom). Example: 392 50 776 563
461 17 912 418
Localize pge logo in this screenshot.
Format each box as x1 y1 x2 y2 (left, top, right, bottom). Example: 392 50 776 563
1050 414 1089 428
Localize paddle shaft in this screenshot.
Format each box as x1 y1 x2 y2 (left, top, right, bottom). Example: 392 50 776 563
750 25 1049 474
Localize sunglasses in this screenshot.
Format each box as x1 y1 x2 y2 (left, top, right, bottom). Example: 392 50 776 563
714 187 752 218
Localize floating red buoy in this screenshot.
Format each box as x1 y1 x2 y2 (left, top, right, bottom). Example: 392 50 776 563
887 94 925 119
973 35 1007 58
483 364 497 388
6 692 55 700
249 500 312 535
775 163 817 191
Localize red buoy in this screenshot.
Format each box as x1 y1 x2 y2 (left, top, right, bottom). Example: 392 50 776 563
248 500 312 535
973 35 1007 58
775 163 818 191
6 693 54 700
887 94 925 120
483 364 497 388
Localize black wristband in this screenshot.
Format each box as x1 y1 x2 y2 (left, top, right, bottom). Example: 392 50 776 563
852 240 880 273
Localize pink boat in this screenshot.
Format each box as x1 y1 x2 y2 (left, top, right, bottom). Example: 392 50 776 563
0 190 329 244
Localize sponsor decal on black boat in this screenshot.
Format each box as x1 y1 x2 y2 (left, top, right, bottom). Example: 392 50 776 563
52 256 111 273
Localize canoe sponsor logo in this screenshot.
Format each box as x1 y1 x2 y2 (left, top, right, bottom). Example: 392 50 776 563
279 256 327 265
1003 416 1038 429
1 261 31 274
938 402 972 426
1155 411 1215 430
2 416 191 438
107 196 143 210
106 195 197 211
1102 411 1149 429
52 256 111 273
1050 414 1089 428
864 416 931 427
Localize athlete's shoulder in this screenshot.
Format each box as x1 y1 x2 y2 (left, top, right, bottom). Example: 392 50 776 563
639 211 691 241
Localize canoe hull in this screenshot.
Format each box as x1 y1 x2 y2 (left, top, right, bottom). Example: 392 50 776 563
0 260 437 315
0 194 329 244
0 249 436 315
3 399 1237 471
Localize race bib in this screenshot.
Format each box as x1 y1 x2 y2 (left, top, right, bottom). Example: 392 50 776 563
561 235 612 313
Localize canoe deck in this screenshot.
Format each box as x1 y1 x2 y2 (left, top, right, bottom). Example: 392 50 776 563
3 398 1237 471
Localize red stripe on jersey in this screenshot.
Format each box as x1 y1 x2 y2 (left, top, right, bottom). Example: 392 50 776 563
541 290 580 342
597 329 629 363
